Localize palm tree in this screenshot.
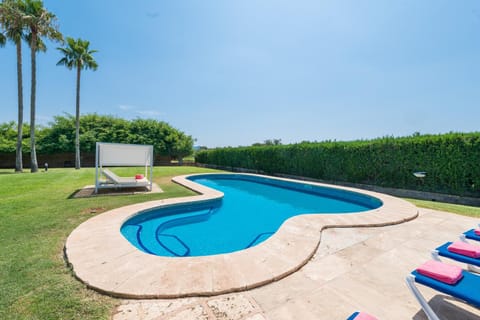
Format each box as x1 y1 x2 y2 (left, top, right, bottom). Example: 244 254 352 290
0 0 27 172
23 0 62 172
57 37 98 169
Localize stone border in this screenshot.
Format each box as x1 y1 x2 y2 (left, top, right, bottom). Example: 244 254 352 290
65 173 418 298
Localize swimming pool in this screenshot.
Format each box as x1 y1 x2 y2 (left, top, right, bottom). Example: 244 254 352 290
67 173 419 298
121 174 382 257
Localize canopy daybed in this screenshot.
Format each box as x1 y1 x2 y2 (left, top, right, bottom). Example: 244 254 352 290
94 142 153 193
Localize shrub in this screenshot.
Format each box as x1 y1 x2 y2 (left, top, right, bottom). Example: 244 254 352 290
195 132 480 197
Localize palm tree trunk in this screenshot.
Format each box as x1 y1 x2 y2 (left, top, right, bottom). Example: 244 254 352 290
15 41 23 173
75 65 81 169
30 33 38 173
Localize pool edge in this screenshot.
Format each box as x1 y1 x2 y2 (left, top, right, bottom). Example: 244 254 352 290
65 173 419 299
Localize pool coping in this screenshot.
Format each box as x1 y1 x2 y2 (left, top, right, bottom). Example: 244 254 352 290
65 173 419 299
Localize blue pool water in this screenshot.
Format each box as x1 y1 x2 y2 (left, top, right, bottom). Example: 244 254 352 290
121 174 382 257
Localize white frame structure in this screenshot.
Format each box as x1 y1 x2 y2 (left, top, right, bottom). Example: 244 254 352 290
95 142 153 193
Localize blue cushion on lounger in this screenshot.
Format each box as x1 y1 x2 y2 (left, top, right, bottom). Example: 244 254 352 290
347 312 360 320
346 311 378 320
464 229 480 242
436 242 480 266
411 269 480 307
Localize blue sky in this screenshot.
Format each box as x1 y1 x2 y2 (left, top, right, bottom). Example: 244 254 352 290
1 0 479 147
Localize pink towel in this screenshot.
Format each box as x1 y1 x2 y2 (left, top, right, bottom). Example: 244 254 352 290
416 260 463 284
474 229 480 236
354 312 378 320
135 174 144 180
448 241 480 258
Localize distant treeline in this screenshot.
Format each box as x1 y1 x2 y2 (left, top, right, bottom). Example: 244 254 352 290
195 132 480 197
0 114 194 159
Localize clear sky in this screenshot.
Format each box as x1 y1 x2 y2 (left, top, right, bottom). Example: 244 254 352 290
1 0 479 147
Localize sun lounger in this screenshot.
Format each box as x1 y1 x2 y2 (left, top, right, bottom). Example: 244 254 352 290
406 261 480 320
101 168 150 189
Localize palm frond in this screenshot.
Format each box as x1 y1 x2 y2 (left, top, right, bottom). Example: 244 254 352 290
56 57 72 69
0 0 27 45
24 32 46 52
23 0 62 47
0 32 6 47
57 36 98 72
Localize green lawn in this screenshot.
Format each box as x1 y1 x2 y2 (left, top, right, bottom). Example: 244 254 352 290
406 198 480 218
0 166 220 320
1 167 478 319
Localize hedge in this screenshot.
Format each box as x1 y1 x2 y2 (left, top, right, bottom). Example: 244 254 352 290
195 133 480 197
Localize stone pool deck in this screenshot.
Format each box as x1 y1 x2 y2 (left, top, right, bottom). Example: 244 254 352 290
112 207 480 320
65 173 418 299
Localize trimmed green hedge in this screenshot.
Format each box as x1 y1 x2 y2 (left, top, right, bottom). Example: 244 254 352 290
195 133 480 197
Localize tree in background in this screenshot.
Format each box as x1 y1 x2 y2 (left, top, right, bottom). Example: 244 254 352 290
0 121 32 154
252 139 282 147
0 0 26 172
37 114 194 159
166 131 194 164
23 0 62 172
0 122 19 153
39 114 129 153
56 37 98 169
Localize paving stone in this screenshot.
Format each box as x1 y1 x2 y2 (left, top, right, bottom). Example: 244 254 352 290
243 313 268 320
206 294 260 320
165 304 210 320
112 298 201 320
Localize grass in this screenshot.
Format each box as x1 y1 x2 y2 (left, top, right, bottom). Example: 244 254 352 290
0 166 220 320
1 166 478 319
406 198 480 218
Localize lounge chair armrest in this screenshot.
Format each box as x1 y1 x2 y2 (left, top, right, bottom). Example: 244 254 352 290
405 275 441 320
430 250 441 262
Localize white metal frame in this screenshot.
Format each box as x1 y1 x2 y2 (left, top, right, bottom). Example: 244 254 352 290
405 275 441 320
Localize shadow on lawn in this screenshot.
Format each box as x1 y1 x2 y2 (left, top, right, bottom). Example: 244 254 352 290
0 171 18 175
68 185 155 199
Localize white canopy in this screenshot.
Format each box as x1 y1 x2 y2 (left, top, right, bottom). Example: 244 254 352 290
95 142 153 192
99 143 153 166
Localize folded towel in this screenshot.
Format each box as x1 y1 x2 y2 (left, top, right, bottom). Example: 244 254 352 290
416 260 463 284
353 312 378 320
448 241 480 258
135 174 144 180
475 229 480 236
